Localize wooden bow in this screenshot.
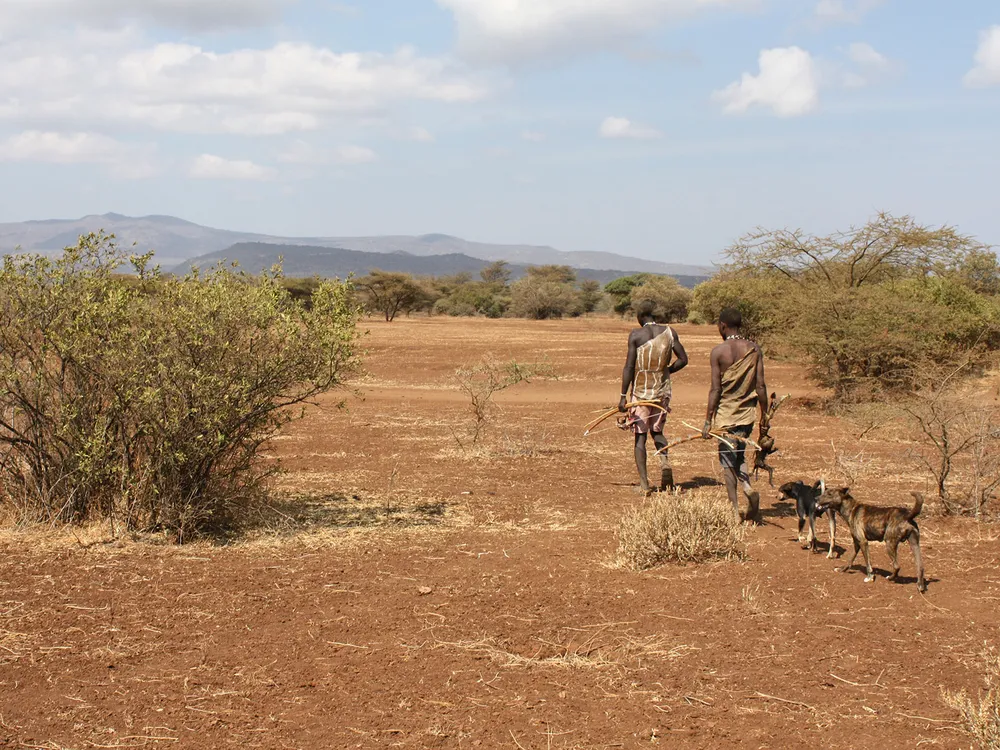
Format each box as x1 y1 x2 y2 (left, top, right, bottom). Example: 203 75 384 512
583 400 668 436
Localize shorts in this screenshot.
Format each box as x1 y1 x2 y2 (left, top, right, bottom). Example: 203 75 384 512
718 424 753 475
628 399 669 435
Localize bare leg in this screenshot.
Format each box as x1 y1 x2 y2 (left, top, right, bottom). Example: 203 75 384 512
651 432 672 491
723 466 739 514
634 433 651 493
740 460 760 523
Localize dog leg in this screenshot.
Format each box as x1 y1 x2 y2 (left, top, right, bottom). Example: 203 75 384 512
807 513 817 552
909 527 927 593
797 514 806 544
860 539 875 583
839 538 860 573
885 536 901 581
826 513 837 559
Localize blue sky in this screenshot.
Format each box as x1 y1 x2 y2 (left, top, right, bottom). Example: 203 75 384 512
0 0 997 264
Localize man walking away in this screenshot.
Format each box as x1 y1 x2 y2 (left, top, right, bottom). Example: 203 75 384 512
618 302 688 494
703 307 769 521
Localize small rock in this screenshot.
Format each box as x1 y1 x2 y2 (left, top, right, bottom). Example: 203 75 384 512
418 586 433 596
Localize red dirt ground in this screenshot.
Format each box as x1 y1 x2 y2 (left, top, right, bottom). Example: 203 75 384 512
1 317 998 749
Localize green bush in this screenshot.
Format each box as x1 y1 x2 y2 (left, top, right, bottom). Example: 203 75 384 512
604 274 652 315
509 276 583 320
0 233 361 541
629 276 693 323
690 273 790 344
791 277 998 398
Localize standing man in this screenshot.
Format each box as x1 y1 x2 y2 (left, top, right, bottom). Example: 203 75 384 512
618 301 688 495
703 308 768 521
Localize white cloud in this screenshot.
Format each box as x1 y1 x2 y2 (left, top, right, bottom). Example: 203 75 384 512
965 26 1000 88
713 47 820 117
0 130 156 178
0 0 292 32
599 117 662 140
812 0 884 26
405 127 435 143
278 140 378 165
333 145 378 164
190 154 275 181
841 41 899 88
436 0 750 63
521 130 546 142
0 34 489 136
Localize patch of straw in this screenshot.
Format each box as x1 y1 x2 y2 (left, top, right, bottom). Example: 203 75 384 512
613 489 748 571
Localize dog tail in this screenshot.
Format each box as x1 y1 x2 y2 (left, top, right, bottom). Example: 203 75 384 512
908 492 924 520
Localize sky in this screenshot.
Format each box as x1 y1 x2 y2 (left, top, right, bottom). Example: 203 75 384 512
0 0 998 265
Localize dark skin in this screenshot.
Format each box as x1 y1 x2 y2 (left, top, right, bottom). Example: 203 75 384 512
618 316 689 493
703 320 769 512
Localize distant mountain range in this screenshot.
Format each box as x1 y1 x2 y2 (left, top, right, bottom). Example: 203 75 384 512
0 213 715 284
178 242 709 287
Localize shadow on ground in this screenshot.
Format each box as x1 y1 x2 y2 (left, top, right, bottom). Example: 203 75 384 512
250 493 450 536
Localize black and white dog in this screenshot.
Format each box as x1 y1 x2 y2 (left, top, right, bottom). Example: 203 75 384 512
778 480 838 559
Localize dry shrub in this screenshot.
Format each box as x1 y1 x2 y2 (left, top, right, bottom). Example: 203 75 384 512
943 648 1000 749
614 490 747 570
0 233 360 542
451 356 549 447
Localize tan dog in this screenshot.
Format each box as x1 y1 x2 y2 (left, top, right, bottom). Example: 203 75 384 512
815 487 927 592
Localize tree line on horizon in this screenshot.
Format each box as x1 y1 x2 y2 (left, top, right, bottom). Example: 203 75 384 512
284 262 696 324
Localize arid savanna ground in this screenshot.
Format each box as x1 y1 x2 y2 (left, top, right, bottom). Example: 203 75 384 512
2 318 998 749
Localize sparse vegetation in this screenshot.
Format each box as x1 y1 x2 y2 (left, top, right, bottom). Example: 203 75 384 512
451 356 547 447
904 381 1000 517
614 490 748 570
943 647 1000 750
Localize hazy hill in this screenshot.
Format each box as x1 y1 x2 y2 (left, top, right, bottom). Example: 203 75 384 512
0 213 714 278
177 243 710 288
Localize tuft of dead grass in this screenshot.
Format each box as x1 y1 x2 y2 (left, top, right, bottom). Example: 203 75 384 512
613 489 747 571
431 627 692 672
943 647 1000 749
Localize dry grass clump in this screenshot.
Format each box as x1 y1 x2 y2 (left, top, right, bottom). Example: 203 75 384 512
614 489 747 570
943 647 1000 749
433 628 691 671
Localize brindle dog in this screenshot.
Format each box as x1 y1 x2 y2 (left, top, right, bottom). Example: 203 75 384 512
815 487 927 592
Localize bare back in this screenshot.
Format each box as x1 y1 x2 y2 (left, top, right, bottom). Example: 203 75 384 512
706 336 768 431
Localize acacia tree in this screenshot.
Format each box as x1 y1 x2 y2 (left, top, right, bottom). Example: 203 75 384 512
356 270 428 322
578 279 603 313
604 274 652 315
726 212 982 289
719 213 998 398
480 261 511 286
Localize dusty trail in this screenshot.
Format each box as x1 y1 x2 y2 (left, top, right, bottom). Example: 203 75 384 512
1 317 996 749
